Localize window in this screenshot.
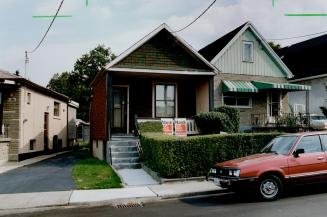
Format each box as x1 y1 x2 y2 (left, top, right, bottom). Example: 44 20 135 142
243 41 254 62
30 140 36 150
54 102 60 117
261 136 298 155
155 84 175 118
295 136 322 154
27 92 31 104
320 134 327 151
223 95 252 108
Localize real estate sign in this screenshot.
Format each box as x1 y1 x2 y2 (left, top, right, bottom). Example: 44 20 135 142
174 118 187 136
161 118 174 135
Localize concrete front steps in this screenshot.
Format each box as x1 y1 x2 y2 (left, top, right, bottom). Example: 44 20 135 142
110 136 141 169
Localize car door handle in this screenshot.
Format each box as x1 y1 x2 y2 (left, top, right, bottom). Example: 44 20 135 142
317 156 325 160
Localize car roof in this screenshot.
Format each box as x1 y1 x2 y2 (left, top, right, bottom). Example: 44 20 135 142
281 131 327 137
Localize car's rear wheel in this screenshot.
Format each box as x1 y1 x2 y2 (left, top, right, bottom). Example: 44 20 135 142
257 175 283 201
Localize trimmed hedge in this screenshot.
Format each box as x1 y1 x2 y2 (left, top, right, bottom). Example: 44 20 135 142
139 121 163 133
141 132 281 178
215 106 240 133
193 112 229 134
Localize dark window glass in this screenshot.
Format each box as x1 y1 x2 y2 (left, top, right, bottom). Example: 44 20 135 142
261 136 297 155
295 136 322 154
224 97 237 106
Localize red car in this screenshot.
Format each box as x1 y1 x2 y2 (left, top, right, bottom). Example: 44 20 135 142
209 131 327 200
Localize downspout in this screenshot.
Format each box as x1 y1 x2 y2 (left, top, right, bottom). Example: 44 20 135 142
209 77 214 111
106 72 113 164
66 102 69 150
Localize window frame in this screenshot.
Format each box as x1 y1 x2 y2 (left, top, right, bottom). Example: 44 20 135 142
222 95 252 108
242 41 254 63
54 101 60 117
155 84 176 118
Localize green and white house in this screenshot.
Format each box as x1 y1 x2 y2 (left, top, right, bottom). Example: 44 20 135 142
199 21 310 131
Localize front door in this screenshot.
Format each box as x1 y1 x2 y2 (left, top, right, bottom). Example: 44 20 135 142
112 87 128 134
288 135 327 184
44 113 49 151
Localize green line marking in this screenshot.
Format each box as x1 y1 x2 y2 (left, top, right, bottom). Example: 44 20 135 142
285 13 327 16
86 0 89 7
32 15 73 18
272 0 275 7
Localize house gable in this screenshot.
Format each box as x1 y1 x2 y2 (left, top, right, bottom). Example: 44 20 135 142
114 29 212 72
199 22 293 79
214 28 287 77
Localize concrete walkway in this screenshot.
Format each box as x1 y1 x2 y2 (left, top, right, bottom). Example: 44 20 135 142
117 169 158 186
0 181 222 211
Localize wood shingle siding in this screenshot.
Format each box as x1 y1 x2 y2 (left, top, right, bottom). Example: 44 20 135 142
115 29 211 72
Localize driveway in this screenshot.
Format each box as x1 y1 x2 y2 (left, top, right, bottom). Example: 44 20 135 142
0 153 80 194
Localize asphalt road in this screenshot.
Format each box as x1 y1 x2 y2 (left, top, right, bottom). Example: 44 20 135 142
4 184 327 217
0 153 79 194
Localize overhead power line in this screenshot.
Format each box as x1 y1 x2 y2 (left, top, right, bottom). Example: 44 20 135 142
27 0 65 53
173 0 216 33
267 29 327 41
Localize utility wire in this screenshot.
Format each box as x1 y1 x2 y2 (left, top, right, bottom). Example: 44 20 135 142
27 0 65 53
173 0 216 33
267 29 327 41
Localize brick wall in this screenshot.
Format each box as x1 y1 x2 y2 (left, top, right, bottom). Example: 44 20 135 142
90 73 107 140
3 87 21 161
115 29 211 72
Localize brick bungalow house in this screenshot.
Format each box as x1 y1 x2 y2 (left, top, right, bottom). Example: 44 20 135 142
90 24 217 162
0 69 78 161
199 21 311 131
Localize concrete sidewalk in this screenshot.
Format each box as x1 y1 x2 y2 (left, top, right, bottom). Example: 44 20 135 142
0 181 222 211
0 151 69 174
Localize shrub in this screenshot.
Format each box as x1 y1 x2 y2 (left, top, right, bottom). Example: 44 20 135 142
141 132 281 178
193 112 229 134
138 121 163 133
215 106 240 133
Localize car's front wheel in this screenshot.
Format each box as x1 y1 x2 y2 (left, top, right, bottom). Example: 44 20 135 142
257 175 283 201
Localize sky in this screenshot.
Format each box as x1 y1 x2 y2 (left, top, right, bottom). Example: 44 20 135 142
1 0 327 86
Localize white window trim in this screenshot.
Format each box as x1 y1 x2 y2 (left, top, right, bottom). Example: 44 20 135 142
222 94 252 108
242 41 254 63
152 82 178 118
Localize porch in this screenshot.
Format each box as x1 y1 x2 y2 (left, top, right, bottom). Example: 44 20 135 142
108 71 214 137
220 80 311 130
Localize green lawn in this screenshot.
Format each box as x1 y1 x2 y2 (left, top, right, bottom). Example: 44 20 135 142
72 156 122 189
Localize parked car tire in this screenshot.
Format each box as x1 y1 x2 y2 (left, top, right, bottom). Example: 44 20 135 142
257 175 283 201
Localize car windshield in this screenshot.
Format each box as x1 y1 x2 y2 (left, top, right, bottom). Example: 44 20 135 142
261 136 298 155
311 116 326 120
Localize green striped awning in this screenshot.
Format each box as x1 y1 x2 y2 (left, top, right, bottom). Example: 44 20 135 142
252 81 311 91
222 80 258 93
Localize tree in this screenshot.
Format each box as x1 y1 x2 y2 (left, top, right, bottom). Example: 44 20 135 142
268 42 282 52
47 45 116 121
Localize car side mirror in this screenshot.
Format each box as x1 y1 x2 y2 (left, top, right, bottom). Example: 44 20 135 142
293 148 305 158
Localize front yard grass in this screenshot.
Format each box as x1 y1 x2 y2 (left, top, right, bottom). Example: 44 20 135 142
72 155 122 189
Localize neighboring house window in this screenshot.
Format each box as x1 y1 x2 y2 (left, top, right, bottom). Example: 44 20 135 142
27 92 31 104
54 102 60 116
155 84 175 118
243 41 254 62
30 139 36 150
223 95 252 108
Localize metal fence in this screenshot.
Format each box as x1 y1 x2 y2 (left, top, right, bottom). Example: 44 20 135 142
251 113 311 128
